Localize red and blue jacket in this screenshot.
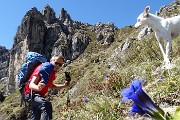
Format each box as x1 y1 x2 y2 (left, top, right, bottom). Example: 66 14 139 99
23 63 56 97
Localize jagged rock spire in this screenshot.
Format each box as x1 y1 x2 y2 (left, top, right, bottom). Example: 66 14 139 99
59 8 73 26
42 4 57 24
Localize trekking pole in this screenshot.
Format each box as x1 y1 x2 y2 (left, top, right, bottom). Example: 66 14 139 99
66 86 70 107
64 71 71 107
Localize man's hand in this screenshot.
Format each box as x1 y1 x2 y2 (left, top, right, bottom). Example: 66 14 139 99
29 76 46 91
37 80 46 91
65 72 71 82
65 81 70 86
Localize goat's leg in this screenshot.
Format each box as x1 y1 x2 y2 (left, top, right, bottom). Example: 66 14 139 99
165 38 172 65
155 35 166 64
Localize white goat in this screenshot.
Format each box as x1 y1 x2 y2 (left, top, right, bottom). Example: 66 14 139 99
135 6 180 69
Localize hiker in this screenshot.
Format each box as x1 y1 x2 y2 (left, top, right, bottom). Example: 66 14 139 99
23 55 70 120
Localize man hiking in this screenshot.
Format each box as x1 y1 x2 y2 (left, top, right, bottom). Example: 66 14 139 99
23 55 70 120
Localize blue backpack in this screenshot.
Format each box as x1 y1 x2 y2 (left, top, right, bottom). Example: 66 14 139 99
18 52 47 93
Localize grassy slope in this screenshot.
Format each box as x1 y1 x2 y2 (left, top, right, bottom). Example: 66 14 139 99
52 25 180 120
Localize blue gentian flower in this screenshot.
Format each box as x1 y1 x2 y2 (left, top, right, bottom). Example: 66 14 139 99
83 97 89 103
157 77 164 81
104 74 109 78
121 78 169 119
121 78 145 102
130 103 145 116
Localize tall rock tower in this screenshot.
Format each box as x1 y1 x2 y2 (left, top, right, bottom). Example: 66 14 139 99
7 7 47 93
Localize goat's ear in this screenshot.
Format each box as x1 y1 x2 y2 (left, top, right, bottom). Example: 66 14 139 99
145 6 150 12
143 6 150 17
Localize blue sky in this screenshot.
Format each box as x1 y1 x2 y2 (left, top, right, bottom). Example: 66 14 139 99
0 0 174 49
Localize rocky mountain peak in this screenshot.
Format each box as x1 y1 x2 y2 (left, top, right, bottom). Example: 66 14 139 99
59 8 73 26
42 4 57 24
25 7 42 18
14 6 45 47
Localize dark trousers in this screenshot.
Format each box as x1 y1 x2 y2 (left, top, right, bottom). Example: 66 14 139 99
24 93 52 120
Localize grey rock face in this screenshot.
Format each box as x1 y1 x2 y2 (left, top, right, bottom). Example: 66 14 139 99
0 46 9 80
103 33 114 45
93 22 117 44
137 27 153 40
0 91 5 102
7 7 47 93
96 33 104 41
71 31 89 59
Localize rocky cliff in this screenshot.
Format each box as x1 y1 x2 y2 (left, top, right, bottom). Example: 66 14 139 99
6 4 116 93
0 46 9 79
0 46 9 94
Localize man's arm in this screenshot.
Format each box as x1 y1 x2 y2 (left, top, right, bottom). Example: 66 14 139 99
29 75 45 91
50 81 69 91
